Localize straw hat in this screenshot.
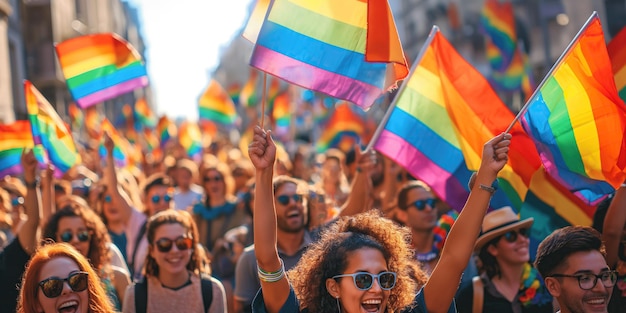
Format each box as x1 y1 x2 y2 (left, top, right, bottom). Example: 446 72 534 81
474 206 534 252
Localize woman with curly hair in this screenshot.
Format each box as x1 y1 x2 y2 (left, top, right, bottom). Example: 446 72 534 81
42 196 130 311
248 126 511 313
17 242 115 313
122 209 227 313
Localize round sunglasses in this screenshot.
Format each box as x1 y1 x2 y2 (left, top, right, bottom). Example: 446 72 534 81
154 236 193 253
59 230 91 243
38 271 89 298
151 194 172 204
276 194 303 206
332 271 397 291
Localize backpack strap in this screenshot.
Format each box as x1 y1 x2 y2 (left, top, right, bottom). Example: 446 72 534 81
134 278 148 313
129 220 148 278
200 275 214 312
472 276 484 313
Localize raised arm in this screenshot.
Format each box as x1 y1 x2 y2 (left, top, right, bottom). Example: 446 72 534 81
339 147 375 217
19 149 42 255
248 126 290 313
424 133 511 313
103 132 133 222
603 185 626 268
39 163 54 227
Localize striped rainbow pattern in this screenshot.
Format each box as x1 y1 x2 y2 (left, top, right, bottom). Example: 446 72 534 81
157 115 177 148
68 103 83 131
99 118 128 167
480 0 516 71
608 26 626 102
250 0 408 110
55 33 149 109
0 121 47 176
178 121 202 161
198 79 237 125
227 83 241 106
134 98 157 128
521 17 626 205
25 80 81 176
143 128 160 152
316 102 364 153
271 91 291 136
240 69 258 108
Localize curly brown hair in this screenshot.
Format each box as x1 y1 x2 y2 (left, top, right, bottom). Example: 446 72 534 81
143 209 208 277
288 210 418 313
42 195 111 273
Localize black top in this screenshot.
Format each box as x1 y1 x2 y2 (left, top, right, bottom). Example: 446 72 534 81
0 237 31 313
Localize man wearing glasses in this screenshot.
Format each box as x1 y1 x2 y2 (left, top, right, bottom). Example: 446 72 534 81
535 226 617 313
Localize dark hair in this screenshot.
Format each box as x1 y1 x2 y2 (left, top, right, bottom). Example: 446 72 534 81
272 175 307 195
534 226 605 278
478 237 502 279
592 193 613 233
141 173 172 196
397 180 430 210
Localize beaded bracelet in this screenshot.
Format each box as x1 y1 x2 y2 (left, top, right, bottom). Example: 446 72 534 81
257 259 285 283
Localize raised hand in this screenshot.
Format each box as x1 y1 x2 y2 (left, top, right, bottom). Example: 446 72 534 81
355 147 377 175
21 148 38 181
480 132 512 175
104 132 114 156
248 126 276 171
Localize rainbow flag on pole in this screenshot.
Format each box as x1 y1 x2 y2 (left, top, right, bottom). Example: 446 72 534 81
317 102 365 153
521 14 626 204
99 118 129 167
198 79 237 125
55 33 149 109
247 0 408 110
0 121 47 176
25 80 81 176
608 26 626 102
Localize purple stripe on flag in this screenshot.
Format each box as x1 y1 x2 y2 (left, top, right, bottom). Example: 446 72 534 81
76 76 149 109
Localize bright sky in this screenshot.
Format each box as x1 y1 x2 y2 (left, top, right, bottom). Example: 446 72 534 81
128 0 252 121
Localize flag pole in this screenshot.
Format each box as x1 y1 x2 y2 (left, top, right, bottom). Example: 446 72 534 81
504 11 598 133
260 72 267 128
365 25 440 152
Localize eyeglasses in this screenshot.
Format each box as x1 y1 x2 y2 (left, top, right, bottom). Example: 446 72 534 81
59 230 91 243
549 271 617 290
309 192 325 203
500 228 529 243
276 194 303 206
151 194 172 204
154 236 193 253
103 194 112 203
203 176 223 183
409 198 438 211
333 272 397 291
38 272 89 298
11 197 24 206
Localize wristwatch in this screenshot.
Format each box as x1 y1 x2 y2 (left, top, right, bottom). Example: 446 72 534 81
24 177 40 189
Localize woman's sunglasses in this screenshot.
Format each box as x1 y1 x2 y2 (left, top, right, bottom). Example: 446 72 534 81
203 175 223 183
333 271 397 291
154 236 193 253
151 194 172 204
276 194 303 206
59 230 91 243
38 271 89 298
500 228 529 243
409 198 438 211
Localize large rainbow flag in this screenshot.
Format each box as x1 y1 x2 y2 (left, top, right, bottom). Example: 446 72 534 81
247 0 408 110
521 15 626 205
198 79 237 125
316 102 364 153
25 81 81 176
55 33 149 109
0 121 47 176
608 26 626 102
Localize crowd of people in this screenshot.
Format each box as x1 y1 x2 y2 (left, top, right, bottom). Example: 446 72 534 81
0 125 624 313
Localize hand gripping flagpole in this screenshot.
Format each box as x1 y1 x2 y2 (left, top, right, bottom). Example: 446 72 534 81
504 11 599 134
365 25 440 153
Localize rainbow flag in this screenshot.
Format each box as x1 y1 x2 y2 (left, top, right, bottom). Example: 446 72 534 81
84 107 102 139
198 79 237 125
116 104 134 129
521 16 626 205
157 115 177 148
143 128 160 152
248 0 408 110
316 102 364 153
178 121 202 161
240 69 259 108
0 121 47 176
481 0 516 71
227 83 241 106
25 80 81 176
55 33 149 109
134 98 157 128
608 26 626 101
271 91 291 137
67 103 84 131
99 118 128 167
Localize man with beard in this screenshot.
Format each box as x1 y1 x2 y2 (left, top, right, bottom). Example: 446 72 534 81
233 176 313 313
535 226 617 313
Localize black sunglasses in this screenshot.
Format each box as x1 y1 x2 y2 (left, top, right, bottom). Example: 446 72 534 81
151 194 172 204
500 228 529 243
309 192 325 203
333 271 397 291
409 198 438 211
204 175 223 183
276 194 303 205
154 236 193 253
59 230 91 243
38 271 89 298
